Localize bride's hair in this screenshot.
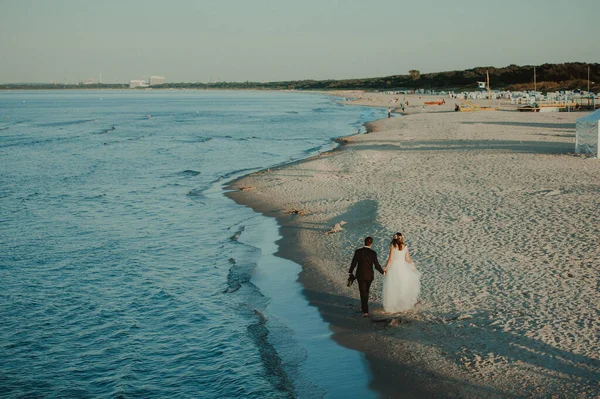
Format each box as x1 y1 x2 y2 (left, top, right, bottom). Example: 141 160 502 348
390 232 405 250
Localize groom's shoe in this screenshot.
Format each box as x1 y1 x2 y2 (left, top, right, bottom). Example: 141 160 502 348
362 313 369 317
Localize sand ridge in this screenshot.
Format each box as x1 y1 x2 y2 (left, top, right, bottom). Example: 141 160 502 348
229 93 599 398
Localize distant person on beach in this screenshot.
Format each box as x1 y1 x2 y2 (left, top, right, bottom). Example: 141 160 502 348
387 108 391 118
382 233 421 313
348 237 384 317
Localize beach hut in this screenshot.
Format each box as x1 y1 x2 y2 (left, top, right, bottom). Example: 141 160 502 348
575 108 600 157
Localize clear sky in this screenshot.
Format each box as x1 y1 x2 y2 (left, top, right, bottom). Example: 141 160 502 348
1 0 599 83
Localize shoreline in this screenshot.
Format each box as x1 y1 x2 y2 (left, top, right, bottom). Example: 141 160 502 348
226 96 469 397
227 93 600 398
226 110 476 397
233 208 375 398
225 136 433 398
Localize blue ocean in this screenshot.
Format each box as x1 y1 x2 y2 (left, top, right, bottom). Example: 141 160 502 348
0 90 385 398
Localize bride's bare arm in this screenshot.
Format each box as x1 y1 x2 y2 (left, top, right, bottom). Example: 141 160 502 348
384 246 394 274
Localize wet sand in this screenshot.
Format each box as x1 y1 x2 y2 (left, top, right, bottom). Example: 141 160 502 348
227 92 600 398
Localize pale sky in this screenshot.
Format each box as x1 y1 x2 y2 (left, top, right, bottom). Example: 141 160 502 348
1 0 599 83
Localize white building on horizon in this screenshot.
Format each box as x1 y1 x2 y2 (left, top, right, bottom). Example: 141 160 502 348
129 79 148 89
80 78 99 85
149 76 166 86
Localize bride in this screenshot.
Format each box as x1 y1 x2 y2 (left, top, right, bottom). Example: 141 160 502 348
382 232 421 313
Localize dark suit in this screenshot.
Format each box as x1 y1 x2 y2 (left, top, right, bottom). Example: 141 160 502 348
349 246 384 314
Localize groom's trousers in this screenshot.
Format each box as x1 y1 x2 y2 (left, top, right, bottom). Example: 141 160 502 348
357 279 372 314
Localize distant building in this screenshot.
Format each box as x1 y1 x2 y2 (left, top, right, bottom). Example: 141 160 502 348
129 80 148 89
80 79 98 85
149 76 166 86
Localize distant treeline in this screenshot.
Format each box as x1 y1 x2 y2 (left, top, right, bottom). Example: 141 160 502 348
2 63 598 92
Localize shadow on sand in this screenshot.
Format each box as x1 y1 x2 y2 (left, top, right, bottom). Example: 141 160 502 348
272 193 594 396
460 121 576 130
350 139 573 155
301 289 600 398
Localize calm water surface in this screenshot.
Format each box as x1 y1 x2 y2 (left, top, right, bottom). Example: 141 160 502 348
0 90 384 398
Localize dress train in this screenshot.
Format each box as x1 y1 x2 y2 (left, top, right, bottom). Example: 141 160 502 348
382 247 421 312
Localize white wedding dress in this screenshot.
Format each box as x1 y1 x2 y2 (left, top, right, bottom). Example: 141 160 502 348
382 246 421 313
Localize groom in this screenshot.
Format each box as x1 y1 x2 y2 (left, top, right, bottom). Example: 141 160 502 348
348 236 384 317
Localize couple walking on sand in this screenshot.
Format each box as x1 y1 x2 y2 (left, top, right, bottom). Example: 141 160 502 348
348 233 421 317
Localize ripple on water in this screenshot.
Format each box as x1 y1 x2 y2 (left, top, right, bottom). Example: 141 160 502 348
0 91 386 398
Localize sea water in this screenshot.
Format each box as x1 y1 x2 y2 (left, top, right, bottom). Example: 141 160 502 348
0 90 384 398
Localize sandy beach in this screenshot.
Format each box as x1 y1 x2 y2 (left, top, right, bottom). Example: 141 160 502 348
227 92 600 398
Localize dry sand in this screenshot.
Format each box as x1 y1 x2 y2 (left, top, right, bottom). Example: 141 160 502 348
228 92 600 398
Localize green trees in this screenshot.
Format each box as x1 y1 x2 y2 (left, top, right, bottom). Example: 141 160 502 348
409 70 421 80
2 63 597 92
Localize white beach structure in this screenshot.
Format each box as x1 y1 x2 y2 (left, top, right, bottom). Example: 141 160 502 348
575 108 600 157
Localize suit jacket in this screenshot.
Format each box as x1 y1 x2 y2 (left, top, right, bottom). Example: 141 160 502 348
349 246 384 281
